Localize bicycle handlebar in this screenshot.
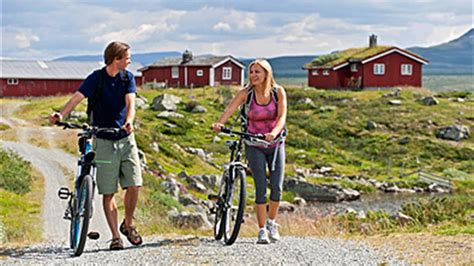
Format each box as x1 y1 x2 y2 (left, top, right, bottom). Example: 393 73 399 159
220 127 264 140
55 121 123 135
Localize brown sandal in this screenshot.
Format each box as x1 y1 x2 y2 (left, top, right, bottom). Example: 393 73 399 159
120 220 143 246
109 237 124 250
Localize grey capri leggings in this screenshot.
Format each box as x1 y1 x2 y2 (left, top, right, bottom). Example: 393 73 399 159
245 144 285 204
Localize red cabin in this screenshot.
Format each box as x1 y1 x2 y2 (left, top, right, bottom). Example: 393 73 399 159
303 35 429 89
0 60 142 97
138 50 245 88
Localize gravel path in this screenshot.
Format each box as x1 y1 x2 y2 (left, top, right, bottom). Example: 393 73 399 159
0 102 404 264
1 236 404 265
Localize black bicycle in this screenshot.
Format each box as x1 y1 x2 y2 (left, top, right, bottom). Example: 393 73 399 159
208 127 268 245
56 121 121 256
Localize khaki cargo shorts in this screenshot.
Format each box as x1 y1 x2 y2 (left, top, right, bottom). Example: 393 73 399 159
93 133 142 195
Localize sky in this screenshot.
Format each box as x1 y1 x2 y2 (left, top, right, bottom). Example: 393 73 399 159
1 0 472 60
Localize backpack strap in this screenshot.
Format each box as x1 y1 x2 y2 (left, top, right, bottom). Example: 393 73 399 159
87 67 105 124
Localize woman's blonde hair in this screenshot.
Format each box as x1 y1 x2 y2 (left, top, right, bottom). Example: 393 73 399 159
248 59 278 96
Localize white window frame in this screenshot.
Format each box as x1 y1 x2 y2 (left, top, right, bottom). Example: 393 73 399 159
350 63 358 72
172 67 179 78
401 64 412 76
322 70 329 76
7 78 19 85
196 69 203 77
373 64 385 75
222 67 232 80
312 70 319 76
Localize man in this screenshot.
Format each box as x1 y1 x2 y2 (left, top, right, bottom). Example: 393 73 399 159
49 41 142 250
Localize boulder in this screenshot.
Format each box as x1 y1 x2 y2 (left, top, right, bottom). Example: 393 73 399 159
388 100 401 105
436 125 470 141
157 111 184 119
293 197 307 207
278 201 296 213
393 212 415 226
366 121 378 130
283 177 360 202
168 210 212 229
152 94 182 111
161 178 180 198
135 96 149 109
420 96 439 106
191 105 207 113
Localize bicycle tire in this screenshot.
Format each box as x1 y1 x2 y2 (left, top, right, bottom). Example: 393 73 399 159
71 175 93 256
213 171 227 240
223 168 246 245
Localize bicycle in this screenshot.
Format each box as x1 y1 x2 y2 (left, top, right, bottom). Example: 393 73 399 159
56 121 122 256
208 127 268 245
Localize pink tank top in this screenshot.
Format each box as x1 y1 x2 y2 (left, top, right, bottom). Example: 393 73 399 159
247 92 278 135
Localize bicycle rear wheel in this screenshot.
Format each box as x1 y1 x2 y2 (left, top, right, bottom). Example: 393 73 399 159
213 170 227 240
223 168 246 245
70 175 93 256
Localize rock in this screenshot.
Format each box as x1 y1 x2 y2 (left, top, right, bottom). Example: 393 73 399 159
169 210 211 229
319 166 333 174
161 178 180 198
135 96 149 109
185 147 207 160
278 201 296 213
186 176 207 192
427 183 451 193
398 137 410 145
191 105 207 113
151 142 159 152
420 96 439 105
356 210 367 219
397 188 416 193
297 97 315 107
319 106 337 112
455 98 465 103
69 110 87 121
293 197 307 207
393 212 414 226
366 121 378 130
179 194 199 206
212 136 221 143
283 177 360 202
152 94 182 111
157 111 184 119
388 100 401 105
436 125 470 141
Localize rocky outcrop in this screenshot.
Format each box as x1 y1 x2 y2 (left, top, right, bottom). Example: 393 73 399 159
283 177 360 202
436 125 470 141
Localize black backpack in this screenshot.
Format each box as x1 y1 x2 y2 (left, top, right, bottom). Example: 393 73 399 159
86 68 129 124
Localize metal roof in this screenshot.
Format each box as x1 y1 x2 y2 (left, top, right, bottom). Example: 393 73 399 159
141 55 244 69
0 60 142 79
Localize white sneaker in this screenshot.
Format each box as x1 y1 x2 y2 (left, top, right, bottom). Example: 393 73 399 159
256 229 270 244
266 219 280 242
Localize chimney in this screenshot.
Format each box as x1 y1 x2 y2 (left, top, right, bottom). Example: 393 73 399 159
182 50 193 64
369 34 377 48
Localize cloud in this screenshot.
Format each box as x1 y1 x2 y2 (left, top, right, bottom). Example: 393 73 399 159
213 22 232 31
1 27 40 51
91 23 174 43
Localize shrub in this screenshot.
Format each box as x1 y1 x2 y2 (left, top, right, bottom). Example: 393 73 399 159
0 149 33 194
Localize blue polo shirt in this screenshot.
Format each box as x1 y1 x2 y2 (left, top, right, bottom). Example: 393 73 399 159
78 68 136 140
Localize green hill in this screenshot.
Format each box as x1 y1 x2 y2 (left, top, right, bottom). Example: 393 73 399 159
131 87 473 186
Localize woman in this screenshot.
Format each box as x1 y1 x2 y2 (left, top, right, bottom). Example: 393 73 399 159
212 59 287 244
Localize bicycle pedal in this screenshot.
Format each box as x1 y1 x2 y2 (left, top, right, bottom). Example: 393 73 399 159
58 187 71 200
209 207 216 214
87 231 100 240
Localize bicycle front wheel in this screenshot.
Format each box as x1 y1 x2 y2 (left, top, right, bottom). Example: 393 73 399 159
70 174 93 257
213 170 227 240
223 168 246 245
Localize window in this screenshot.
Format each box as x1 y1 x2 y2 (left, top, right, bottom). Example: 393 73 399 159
312 70 319 76
401 64 412 75
222 67 232 80
373 64 385 75
196 69 203 77
172 67 179 78
350 64 358 72
322 70 329 76
7 78 19 85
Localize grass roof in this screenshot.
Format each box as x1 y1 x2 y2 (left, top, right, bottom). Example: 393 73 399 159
307 46 394 68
